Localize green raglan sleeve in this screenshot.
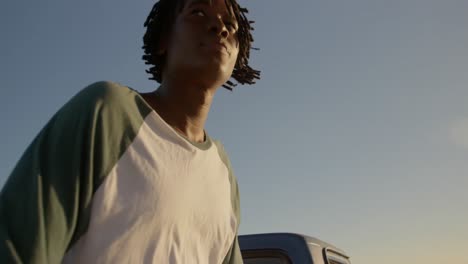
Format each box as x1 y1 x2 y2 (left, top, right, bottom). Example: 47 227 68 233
223 236 243 264
0 81 151 263
214 141 244 264
221 167 243 264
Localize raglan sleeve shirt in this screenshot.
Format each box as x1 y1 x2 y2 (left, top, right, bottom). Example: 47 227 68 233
0 81 243 264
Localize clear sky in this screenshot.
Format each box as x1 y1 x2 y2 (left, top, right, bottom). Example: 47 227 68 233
1 0 467 263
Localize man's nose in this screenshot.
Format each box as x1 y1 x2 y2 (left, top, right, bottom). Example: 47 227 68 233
209 15 229 38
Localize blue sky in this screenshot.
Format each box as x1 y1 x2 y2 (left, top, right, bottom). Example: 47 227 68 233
1 0 468 263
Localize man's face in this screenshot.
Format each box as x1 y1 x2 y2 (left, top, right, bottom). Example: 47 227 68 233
163 0 240 87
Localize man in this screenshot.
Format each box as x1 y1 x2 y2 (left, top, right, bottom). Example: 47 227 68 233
0 0 260 262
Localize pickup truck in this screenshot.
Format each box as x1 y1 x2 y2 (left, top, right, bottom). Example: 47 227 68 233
239 233 351 264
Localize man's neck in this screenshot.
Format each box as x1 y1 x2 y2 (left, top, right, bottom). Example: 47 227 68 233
145 79 217 143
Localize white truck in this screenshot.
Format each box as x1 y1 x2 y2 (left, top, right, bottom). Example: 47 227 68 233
239 233 351 264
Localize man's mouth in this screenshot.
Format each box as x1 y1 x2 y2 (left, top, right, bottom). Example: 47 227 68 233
201 42 229 55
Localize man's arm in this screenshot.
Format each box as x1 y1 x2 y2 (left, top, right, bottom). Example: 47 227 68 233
0 98 96 263
214 140 244 264
223 236 244 264
0 81 150 263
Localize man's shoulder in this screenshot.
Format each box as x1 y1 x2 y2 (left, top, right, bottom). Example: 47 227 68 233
51 81 152 130
74 81 136 106
211 139 233 168
212 139 226 154
61 81 147 114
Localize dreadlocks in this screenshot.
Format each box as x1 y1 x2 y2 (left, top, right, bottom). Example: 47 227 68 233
142 0 260 90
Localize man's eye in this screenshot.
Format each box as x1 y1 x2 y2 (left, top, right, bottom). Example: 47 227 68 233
225 22 237 31
192 9 205 17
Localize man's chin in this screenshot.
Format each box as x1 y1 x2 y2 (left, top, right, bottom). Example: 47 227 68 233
191 62 233 86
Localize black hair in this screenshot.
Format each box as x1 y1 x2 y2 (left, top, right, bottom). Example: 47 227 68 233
142 0 260 90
